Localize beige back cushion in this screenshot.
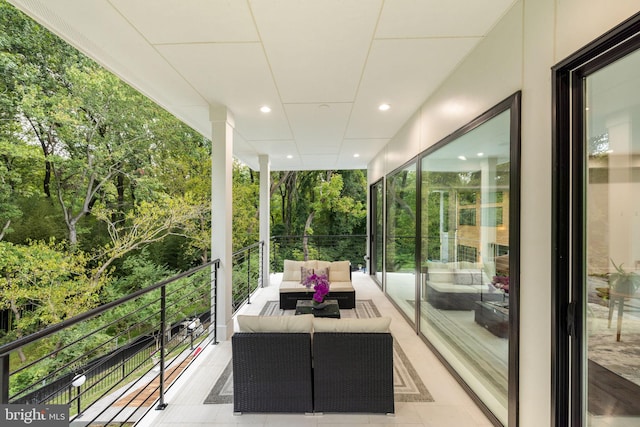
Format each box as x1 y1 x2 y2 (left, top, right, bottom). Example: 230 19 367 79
237 314 314 333
313 317 391 333
283 260 316 281
329 260 351 282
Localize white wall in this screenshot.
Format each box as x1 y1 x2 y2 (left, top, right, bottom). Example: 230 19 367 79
368 1 640 426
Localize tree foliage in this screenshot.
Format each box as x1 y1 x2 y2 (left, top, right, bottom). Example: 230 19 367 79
0 0 212 349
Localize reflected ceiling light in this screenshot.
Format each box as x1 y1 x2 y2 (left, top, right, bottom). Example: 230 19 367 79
260 105 271 113
319 104 330 110
458 155 467 161
353 153 360 158
442 101 464 115
286 154 293 159
606 149 614 154
378 103 391 111
477 152 484 157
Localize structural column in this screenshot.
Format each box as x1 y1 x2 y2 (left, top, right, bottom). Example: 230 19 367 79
210 106 234 340
259 155 271 287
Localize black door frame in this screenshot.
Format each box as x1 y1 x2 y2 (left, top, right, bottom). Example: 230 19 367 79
551 12 640 427
369 178 384 287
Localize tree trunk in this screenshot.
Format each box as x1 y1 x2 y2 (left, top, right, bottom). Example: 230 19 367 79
0 220 10 241
43 160 51 197
302 211 315 261
112 172 125 223
9 299 27 363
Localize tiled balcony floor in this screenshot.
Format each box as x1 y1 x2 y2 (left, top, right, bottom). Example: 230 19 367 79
136 272 494 427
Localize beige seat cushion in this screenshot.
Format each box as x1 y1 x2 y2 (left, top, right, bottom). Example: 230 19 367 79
313 317 391 333
329 281 354 291
237 314 314 333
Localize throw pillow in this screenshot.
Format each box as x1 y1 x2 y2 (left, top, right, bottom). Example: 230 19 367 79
315 267 330 279
300 266 314 284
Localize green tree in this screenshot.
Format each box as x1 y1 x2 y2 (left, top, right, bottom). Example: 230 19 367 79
0 240 97 360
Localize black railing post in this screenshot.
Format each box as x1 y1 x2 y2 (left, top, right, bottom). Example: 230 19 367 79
260 241 264 288
1 354 9 403
247 249 251 304
212 261 219 345
156 285 168 410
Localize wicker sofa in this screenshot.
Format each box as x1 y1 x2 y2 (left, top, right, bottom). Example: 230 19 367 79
232 315 314 413
279 259 356 309
232 314 394 414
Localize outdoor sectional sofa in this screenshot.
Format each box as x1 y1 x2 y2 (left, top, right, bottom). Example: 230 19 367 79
232 314 394 414
279 259 356 309
424 261 504 310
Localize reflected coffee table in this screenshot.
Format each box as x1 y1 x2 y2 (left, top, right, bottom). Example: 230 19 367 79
295 299 341 318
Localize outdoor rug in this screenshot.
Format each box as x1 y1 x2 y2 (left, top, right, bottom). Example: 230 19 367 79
204 299 433 404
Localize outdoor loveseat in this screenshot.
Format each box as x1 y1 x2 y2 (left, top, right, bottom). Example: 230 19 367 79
424 261 504 310
279 259 356 309
232 314 394 414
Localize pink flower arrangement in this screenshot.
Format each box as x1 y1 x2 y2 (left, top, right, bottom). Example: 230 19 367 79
303 273 330 303
492 275 510 293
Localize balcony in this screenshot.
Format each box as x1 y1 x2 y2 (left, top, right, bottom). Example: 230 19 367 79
133 272 493 427
0 241 494 427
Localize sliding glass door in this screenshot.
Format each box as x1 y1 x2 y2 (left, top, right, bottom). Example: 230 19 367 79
553 15 640 427
418 95 520 426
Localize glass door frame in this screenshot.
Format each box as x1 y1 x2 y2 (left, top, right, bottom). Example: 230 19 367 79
552 12 640 427
369 178 384 288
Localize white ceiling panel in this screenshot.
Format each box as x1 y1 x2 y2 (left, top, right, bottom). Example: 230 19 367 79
299 154 339 170
111 0 258 44
284 103 352 151
377 0 516 38
246 140 298 157
346 37 479 139
8 0 518 171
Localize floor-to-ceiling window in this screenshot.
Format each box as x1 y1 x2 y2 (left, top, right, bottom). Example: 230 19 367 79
385 161 418 322
418 94 520 425
370 179 384 286
553 15 640 427
378 94 520 425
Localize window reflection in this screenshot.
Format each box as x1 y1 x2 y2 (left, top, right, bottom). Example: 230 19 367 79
585 47 640 426
385 163 417 322
419 109 511 424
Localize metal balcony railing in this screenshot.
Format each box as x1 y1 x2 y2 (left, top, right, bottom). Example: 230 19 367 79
0 260 220 426
232 241 264 311
270 234 367 271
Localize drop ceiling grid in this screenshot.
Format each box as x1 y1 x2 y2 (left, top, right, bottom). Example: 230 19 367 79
250 0 382 104
345 36 481 139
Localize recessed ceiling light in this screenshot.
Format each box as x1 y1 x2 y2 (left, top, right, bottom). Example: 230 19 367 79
286 154 293 159
378 103 391 111
458 155 467 161
319 104 330 109
260 105 271 113
353 153 360 158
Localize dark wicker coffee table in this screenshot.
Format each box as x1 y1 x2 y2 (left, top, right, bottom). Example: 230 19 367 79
295 299 341 318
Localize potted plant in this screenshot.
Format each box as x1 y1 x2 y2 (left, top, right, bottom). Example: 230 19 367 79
609 259 640 296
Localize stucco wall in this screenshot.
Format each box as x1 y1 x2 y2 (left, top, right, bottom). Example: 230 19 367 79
367 1 640 425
